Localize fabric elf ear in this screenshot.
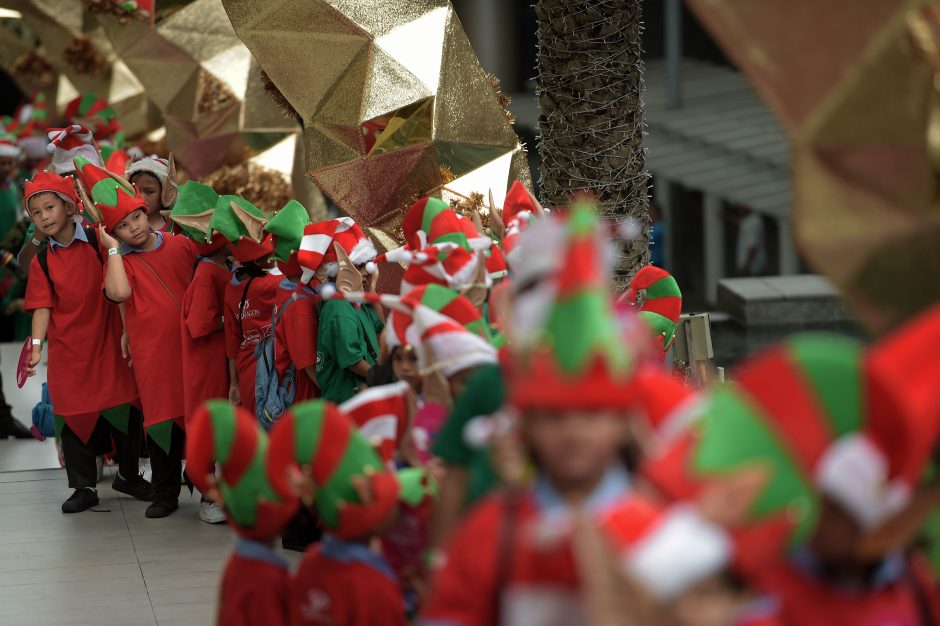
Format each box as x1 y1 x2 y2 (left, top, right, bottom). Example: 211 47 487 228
460 252 489 312
162 153 179 208
335 243 363 295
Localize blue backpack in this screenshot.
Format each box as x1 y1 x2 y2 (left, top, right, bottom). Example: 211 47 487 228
31 382 55 438
254 292 308 429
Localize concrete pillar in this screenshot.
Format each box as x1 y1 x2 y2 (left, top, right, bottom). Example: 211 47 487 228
453 0 517 90
778 217 800 275
703 194 724 304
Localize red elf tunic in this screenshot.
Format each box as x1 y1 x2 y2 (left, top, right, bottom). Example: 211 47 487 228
223 271 282 415
274 278 320 405
218 537 290 626
749 553 940 626
291 535 409 626
119 233 197 428
181 258 231 423
420 466 630 626
25 227 137 442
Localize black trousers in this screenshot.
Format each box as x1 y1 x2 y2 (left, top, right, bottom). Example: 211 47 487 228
61 410 143 490
147 422 185 503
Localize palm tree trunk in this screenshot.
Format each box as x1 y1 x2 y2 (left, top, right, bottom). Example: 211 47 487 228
535 0 650 289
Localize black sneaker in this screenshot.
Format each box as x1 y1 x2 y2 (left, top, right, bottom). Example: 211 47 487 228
62 488 99 513
145 499 179 519
112 472 154 502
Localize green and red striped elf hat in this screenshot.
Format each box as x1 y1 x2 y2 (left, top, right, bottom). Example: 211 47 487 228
387 283 494 351
507 196 640 412
644 318 940 570
263 199 311 274
186 401 298 539
320 216 378 277
339 381 412 465
64 93 122 142
266 400 433 539
73 154 146 231
624 265 682 354
403 197 470 251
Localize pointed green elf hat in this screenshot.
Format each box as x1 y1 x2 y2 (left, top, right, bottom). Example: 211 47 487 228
186 401 298 539
264 199 311 262
266 400 434 539
169 181 219 243
209 195 265 243
508 196 638 412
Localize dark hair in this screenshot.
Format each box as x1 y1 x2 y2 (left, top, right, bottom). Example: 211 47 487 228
366 346 397 387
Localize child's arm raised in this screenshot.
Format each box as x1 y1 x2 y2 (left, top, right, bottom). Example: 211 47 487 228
27 308 50 376
99 226 132 303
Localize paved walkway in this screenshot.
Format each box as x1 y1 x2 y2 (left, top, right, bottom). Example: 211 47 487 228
0 343 295 625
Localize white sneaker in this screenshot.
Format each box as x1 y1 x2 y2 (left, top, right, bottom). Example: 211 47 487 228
96 457 104 483
199 500 227 525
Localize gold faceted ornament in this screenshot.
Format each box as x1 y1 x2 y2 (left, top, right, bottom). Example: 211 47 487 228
92 0 298 177
3 0 155 137
688 0 940 333
220 0 532 244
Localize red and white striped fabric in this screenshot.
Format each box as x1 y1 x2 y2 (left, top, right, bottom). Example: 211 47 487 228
455 213 495 251
339 380 411 464
321 216 377 277
46 125 101 174
404 304 497 378
297 220 340 284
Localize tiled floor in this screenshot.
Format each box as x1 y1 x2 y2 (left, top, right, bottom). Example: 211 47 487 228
0 344 297 625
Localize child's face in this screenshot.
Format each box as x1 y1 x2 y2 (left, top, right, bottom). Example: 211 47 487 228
0 156 16 181
523 410 628 489
28 192 74 240
392 346 421 393
113 209 151 248
131 172 162 216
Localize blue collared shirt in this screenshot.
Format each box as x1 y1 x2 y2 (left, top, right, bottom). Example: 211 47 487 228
233 536 290 570
48 219 88 254
320 533 396 581
121 231 164 255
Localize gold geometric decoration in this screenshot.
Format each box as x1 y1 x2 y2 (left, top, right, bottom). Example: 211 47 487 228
220 0 531 244
688 0 940 333
3 0 156 137
93 0 298 177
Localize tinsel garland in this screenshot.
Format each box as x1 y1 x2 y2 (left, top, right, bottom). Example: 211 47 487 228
260 69 300 121
535 0 650 288
63 36 109 76
11 51 55 88
82 0 141 23
486 73 515 125
203 162 294 214
197 72 237 115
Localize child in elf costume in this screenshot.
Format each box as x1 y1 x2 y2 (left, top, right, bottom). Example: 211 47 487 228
315 218 382 404
642 304 940 626
87 156 199 518
262 201 325 408
419 199 681 626
266 399 433 626
126 156 178 233
23 170 149 512
0 132 22 243
169 181 233 524
212 196 281 416
186 400 299 626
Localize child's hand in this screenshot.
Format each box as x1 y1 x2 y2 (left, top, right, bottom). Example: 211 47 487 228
228 383 241 406
97 224 120 251
26 344 41 377
368 264 380 293
120 332 132 366
4 299 24 315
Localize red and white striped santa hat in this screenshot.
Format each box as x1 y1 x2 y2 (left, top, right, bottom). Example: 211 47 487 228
46 125 102 174
339 381 411 466
405 304 497 378
297 219 341 285
319 217 377 277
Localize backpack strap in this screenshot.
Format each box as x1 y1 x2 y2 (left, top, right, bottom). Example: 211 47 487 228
237 276 257 341
83 227 103 264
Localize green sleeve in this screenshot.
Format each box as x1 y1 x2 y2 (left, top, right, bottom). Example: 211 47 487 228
432 364 505 466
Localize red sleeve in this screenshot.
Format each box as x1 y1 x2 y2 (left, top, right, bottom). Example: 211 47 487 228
184 267 224 339
420 499 504 626
25 255 53 311
285 300 318 370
